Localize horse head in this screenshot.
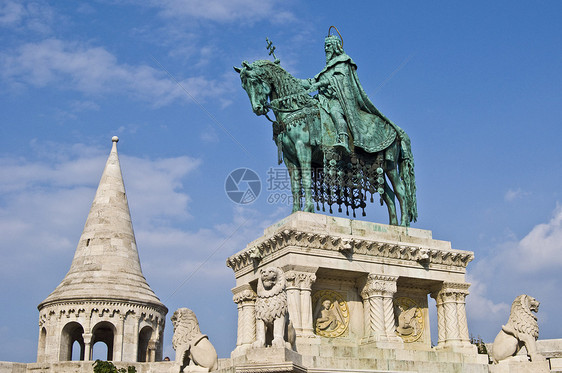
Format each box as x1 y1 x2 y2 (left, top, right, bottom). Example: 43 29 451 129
234 60 271 116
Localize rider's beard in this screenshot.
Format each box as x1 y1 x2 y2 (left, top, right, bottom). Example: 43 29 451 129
326 51 334 64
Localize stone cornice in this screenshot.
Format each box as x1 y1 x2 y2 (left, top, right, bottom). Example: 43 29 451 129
226 228 473 273
38 299 167 318
38 301 167 328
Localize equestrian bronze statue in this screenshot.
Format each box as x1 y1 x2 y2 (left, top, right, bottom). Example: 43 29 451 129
235 30 417 226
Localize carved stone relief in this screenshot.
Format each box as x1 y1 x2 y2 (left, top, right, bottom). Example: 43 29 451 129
312 290 349 338
394 297 424 343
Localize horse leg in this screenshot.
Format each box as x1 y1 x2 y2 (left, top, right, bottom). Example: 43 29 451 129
383 142 409 226
294 139 314 213
385 165 409 226
381 179 398 226
284 156 302 213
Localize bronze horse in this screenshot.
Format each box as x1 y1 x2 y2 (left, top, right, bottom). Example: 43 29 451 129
235 59 417 226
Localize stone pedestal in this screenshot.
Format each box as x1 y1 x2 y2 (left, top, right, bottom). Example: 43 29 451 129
232 347 306 373
488 359 550 373
226 212 485 373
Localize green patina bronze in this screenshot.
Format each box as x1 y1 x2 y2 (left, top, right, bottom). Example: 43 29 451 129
234 29 417 226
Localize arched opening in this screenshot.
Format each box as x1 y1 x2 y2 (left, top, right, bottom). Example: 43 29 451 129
59 322 84 361
37 327 47 362
137 326 153 362
91 321 116 361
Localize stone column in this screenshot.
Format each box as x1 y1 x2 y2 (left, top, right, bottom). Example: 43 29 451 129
457 293 470 343
130 314 140 362
83 333 93 361
83 310 93 361
299 272 317 337
284 271 303 333
360 274 402 347
232 284 257 348
431 282 471 350
148 340 157 362
114 314 125 361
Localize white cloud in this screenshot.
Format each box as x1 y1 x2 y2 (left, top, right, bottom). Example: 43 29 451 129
0 1 25 26
465 276 510 321
466 205 562 341
0 142 201 263
504 188 529 202
153 0 294 23
0 0 55 34
121 154 201 225
0 39 233 107
515 205 562 272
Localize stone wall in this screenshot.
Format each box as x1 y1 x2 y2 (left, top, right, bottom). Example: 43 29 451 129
0 362 27 373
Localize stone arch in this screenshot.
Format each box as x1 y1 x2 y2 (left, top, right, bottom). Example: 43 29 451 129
91 321 116 361
137 325 154 362
59 321 84 361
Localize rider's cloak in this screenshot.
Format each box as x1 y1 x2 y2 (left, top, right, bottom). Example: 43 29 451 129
315 54 398 154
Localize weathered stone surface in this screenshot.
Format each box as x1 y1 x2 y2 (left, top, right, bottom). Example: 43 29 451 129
39 137 164 308
36 138 167 364
488 359 550 373
226 212 486 372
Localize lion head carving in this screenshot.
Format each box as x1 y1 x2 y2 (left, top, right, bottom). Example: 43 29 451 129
171 308 202 350
252 266 295 349
255 267 287 324
506 294 539 339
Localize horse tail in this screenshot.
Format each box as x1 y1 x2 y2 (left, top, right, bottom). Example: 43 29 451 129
393 126 418 223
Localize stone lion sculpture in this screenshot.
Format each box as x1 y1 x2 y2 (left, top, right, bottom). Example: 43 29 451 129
491 294 545 363
171 308 218 372
253 267 295 349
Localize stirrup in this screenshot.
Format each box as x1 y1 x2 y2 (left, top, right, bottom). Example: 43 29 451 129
334 134 350 154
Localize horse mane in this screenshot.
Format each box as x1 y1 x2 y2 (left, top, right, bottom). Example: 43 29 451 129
252 60 315 108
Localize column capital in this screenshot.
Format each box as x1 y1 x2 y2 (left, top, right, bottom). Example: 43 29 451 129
232 284 257 304
431 282 470 303
283 267 317 290
298 272 316 290
359 274 398 299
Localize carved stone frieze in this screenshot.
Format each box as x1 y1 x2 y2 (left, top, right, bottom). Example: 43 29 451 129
38 300 165 330
226 228 473 273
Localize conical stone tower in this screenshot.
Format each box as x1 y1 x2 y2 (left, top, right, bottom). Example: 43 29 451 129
37 137 167 363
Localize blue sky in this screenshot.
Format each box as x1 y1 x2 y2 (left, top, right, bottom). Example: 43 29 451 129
1 0 561 363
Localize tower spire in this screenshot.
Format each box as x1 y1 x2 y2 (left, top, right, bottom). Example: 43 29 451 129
40 136 163 307
38 137 167 363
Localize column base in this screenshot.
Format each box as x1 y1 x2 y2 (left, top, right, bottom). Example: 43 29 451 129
361 335 404 349
231 344 252 360
232 346 303 366
434 341 477 354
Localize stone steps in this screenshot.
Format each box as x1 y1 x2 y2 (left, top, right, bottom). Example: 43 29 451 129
223 346 490 373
